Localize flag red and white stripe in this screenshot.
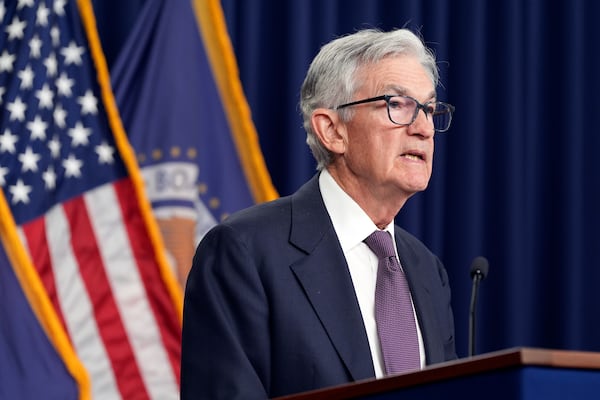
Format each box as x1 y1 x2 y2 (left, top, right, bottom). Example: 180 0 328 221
19 178 180 399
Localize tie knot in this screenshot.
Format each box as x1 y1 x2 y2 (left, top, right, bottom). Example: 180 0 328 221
364 230 396 260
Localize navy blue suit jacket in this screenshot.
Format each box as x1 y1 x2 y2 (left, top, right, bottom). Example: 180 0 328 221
181 174 457 399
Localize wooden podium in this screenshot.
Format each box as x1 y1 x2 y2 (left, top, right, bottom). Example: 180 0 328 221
276 348 600 399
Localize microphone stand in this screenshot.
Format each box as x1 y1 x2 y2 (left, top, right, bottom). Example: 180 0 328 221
468 271 483 357
468 256 489 357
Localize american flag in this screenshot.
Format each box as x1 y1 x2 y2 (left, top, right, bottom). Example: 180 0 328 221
0 1 181 399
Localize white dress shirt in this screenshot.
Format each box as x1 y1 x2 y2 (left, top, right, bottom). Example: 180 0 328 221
318 169 425 377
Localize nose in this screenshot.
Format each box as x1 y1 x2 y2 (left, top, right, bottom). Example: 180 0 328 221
407 107 435 139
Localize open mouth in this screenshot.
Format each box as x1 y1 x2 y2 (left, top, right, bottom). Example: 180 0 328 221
401 152 425 162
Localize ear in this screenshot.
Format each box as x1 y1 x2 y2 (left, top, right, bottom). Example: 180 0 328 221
311 108 347 155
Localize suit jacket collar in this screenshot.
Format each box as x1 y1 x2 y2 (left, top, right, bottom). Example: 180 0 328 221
395 231 445 364
289 174 376 381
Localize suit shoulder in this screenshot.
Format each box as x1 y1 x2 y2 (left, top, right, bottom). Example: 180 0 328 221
394 226 434 255
202 195 292 242
228 196 290 225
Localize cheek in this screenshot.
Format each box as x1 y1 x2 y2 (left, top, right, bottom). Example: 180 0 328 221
344 117 403 172
344 126 376 160
353 137 390 168
345 141 373 172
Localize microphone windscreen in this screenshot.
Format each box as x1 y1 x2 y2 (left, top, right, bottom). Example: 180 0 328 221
470 256 489 279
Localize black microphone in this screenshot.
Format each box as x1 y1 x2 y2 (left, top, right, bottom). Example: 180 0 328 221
468 256 489 357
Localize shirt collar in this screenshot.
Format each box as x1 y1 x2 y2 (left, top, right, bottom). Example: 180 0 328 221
319 169 395 252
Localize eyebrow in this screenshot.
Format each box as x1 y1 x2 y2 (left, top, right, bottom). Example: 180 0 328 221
382 85 436 101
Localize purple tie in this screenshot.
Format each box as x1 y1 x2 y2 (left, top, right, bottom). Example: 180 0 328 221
364 230 420 375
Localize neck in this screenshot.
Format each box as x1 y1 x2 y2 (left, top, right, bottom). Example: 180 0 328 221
325 166 410 228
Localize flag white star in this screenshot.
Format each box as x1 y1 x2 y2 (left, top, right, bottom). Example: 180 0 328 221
44 53 57 76
36 83 54 108
53 103 67 128
0 129 18 153
48 135 61 158
17 0 35 9
29 34 43 58
42 165 57 189
61 41 85 65
7 97 27 121
53 0 66 16
78 90 98 115
0 50 16 72
68 122 91 146
5 16 27 40
56 72 74 96
9 179 32 204
63 154 83 178
27 115 48 140
50 25 60 46
0 166 8 186
0 2 5 22
18 65 35 89
36 2 50 26
18 146 41 172
96 142 115 164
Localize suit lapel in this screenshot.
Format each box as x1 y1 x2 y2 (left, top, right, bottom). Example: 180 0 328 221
394 230 444 364
288 175 375 381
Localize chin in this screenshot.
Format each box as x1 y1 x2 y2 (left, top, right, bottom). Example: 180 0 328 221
402 180 430 193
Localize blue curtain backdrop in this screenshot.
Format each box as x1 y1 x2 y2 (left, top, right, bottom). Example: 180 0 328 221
93 0 600 359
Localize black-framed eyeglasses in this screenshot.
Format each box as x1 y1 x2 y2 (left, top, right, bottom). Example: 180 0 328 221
335 94 455 132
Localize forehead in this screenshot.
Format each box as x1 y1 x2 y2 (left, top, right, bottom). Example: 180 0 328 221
357 55 435 99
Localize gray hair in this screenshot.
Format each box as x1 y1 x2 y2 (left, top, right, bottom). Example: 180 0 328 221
300 28 439 170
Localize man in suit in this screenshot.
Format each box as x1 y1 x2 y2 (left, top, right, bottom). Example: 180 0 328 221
181 28 457 399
